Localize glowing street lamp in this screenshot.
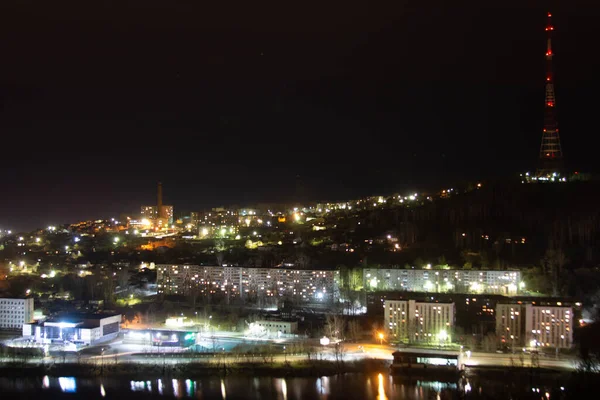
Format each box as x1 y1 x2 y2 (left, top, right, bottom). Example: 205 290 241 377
378 332 384 345
113 237 120 243
438 330 448 341
438 330 448 347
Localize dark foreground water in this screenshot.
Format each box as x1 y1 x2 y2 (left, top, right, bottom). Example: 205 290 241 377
0 372 571 399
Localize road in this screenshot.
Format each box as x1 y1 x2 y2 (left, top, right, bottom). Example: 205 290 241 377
341 343 576 370
1 338 577 370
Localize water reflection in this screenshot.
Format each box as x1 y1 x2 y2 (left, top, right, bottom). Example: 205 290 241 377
130 380 152 392
1 374 571 399
58 377 76 393
281 378 287 400
316 376 330 398
377 373 388 400
185 379 194 397
220 378 226 399
173 378 180 398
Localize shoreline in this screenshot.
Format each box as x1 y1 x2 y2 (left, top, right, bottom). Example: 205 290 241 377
0 359 585 381
0 359 391 379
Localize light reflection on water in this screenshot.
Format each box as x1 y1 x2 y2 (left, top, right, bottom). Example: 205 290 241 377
58 377 76 393
0 373 566 399
377 373 387 400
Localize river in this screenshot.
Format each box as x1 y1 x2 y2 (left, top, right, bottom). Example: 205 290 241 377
0 372 570 399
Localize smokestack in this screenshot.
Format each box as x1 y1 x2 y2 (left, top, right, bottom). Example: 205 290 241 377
157 182 163 219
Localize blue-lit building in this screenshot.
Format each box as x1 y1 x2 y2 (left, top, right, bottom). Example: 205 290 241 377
22 312 121 346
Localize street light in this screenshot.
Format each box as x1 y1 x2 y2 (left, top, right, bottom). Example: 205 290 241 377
378 332 384 345
438 330 448 347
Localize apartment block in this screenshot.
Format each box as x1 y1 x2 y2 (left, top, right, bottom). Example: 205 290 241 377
364 268 521 295
496 302 573 349
0 297 34 330
156 265 338 303
384 299 455 343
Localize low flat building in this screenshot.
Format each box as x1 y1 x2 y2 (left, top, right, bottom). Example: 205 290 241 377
23 312 121 346
0 297 34 330
249 320 298 336
384 299 455 344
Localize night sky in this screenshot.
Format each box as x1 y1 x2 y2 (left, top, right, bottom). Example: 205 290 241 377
1 1 599 231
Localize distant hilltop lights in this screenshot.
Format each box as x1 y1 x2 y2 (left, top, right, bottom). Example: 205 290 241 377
0 229 13 238
521 171 567 183
1 181 486 242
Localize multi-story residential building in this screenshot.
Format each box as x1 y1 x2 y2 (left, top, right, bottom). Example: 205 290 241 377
495 303 527 349
0 297 34 330
141 205 158 220
384 299 455 344
161 205 174 225
156 265 338 303
496 302 573 349
364 268 521 295
141 205 173 224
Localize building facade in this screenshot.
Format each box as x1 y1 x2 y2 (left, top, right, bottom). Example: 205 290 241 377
0 298 34 330
496 302 573 349
141 205 158 220
22 313 121 346
156 264 338 303
365 268 521 295
141 205 173 224
253 320 298 335
384 299 455 344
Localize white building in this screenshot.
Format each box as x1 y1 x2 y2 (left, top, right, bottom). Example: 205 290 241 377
0 297 34 330
496 303 573 349
23 313 121 346
156 265 338 302
365 268 521 295
384 299 455 344
251 320 298 336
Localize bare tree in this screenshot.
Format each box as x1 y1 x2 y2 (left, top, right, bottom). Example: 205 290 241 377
216 252 225 267
295 253 311 268
325 314 346 341
482 333 499 352
542 248 568 296
347 320 361 342
117 269 131 294
333 342 346 366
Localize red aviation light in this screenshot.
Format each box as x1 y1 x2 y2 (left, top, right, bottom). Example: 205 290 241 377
546 51 553 56
546 77 551 81
547 102 554 107
548 12 552 17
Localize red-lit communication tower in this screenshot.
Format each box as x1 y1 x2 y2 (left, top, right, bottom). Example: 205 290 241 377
535 12 563 177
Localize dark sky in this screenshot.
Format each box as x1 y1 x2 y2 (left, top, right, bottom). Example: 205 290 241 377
1 1 599 231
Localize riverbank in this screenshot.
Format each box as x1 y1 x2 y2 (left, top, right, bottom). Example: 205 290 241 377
0 358 391 379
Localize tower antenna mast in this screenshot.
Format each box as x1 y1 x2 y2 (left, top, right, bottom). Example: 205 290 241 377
536 11 564 178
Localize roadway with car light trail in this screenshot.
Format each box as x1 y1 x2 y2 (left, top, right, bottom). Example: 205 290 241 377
1 336 577 371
